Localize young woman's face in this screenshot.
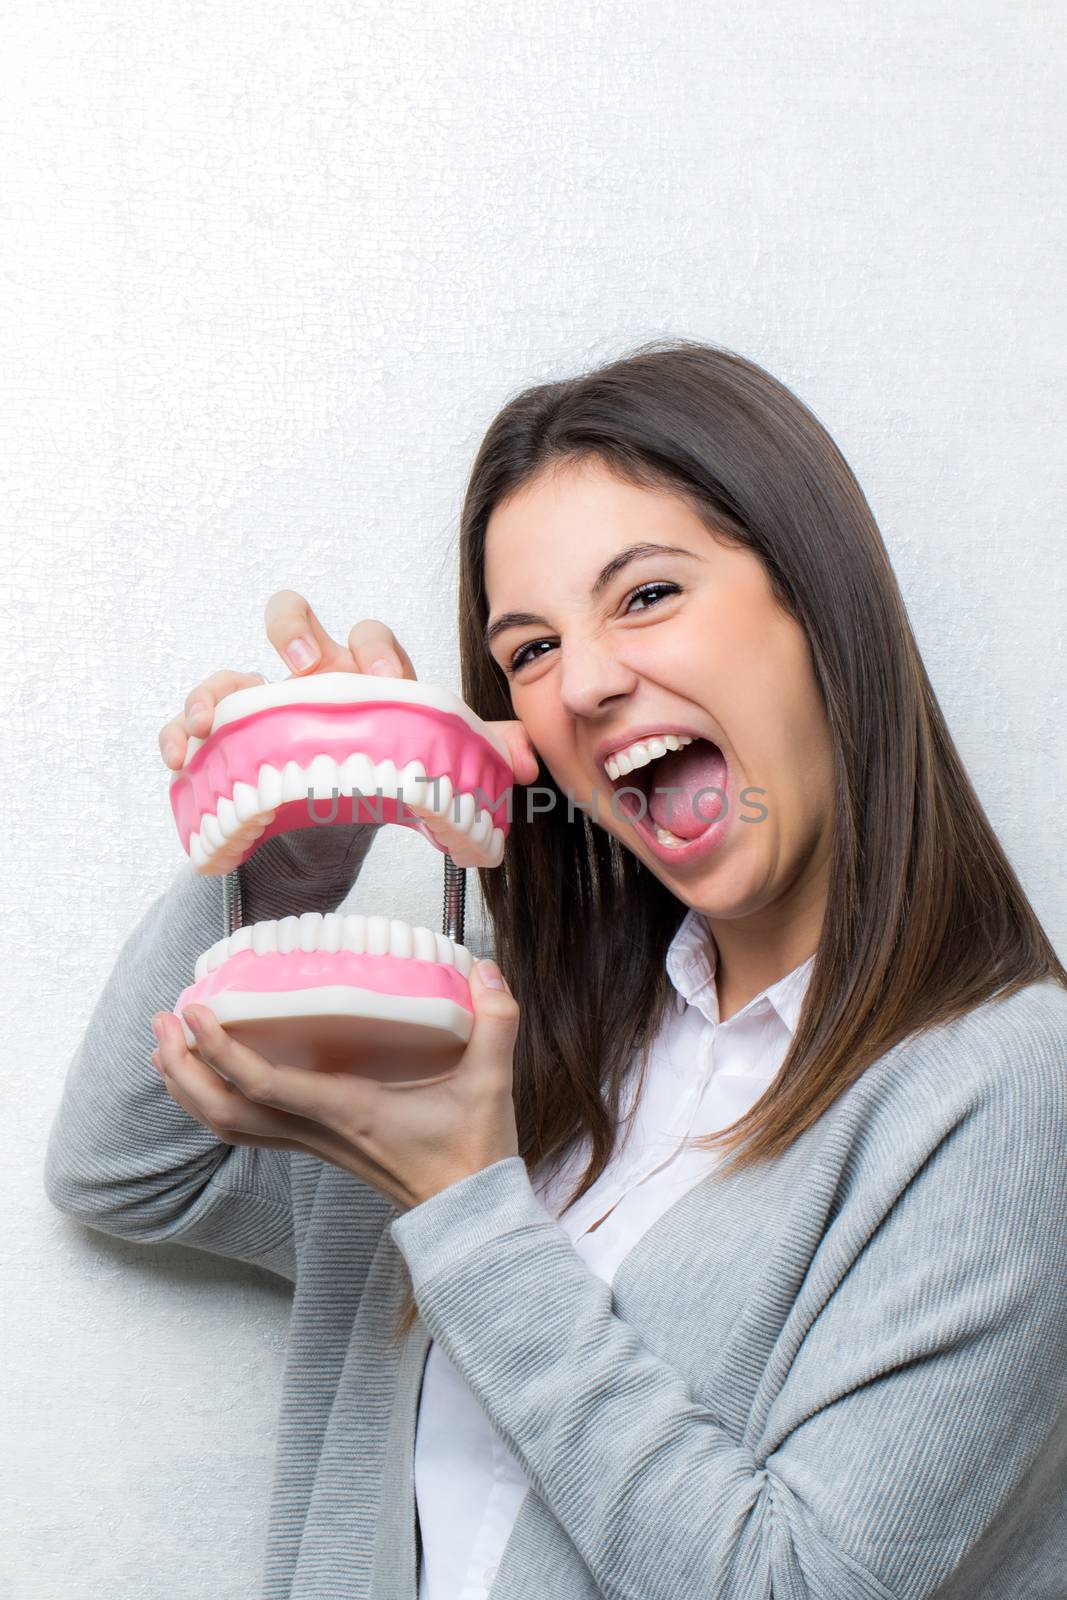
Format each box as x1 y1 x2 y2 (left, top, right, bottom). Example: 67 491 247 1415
483 456 834 927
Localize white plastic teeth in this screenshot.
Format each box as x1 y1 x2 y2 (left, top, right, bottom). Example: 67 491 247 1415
186 754 507 872
603 734 694 782
193 912 474 984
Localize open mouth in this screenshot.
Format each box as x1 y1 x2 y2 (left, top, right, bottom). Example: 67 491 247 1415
168 673 515 872
605 735 730 849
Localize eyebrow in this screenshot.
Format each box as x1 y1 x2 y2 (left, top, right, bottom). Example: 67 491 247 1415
484 542 696 649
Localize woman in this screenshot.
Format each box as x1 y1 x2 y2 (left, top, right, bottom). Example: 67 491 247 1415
45 339 1067 1599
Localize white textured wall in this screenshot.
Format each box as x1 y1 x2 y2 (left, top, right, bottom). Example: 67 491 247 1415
3 1 1063 1593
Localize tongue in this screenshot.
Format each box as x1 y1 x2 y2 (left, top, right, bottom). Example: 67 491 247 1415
647 741 728 838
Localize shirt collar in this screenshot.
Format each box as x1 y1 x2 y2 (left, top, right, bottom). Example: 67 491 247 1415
664 905 814 1033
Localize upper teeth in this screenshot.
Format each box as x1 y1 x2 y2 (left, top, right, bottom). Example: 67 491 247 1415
186 754 506 873
603 734 693 781
194 912 473 983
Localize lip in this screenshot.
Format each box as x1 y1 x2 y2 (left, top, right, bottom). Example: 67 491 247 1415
607 742 732 867
592 723 719 771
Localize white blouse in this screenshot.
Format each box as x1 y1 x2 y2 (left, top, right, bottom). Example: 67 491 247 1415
414 907 815 1600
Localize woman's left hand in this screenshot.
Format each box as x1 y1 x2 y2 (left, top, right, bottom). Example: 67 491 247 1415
150 960 521 1212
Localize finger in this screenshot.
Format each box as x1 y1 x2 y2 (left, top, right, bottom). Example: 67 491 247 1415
161 1015 432 1213
156 1013 364 1165
176 669 267 749
264 590 355 676
158 1047 248 1137
487 719 540 786
157 717 190 771
158 670 266 768
159 1060 330 1157
346 619 418 681
465 961 520 1090
177 1003 373 1131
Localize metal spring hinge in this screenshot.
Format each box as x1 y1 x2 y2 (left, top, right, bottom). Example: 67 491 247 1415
223 856 465 945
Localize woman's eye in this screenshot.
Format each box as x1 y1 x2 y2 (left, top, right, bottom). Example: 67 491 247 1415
505 581 680 675
507 638 552 674
625 580 679 613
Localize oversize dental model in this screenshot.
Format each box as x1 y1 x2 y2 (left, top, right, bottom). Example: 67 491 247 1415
166 673 515 1078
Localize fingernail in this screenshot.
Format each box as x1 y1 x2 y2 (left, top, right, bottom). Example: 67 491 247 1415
369 656 400 676
151 1015 164 1041
286 636 319 671
162 740 181 767
182 1008 203 1035
188 700 207 722
476 959 507 990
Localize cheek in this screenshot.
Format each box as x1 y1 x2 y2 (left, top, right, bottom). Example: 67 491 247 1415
727 712 794 830
725 625 816 768
753 722 826 842
512 677 555 736
513 674 619 803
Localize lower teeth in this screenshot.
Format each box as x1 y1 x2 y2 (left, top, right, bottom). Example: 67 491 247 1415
654 822 687 848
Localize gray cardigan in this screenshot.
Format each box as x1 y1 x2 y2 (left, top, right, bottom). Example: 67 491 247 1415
43 825 1067 1599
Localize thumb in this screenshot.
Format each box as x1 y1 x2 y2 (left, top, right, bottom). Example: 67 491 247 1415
467 959 520 1064
487 720 539 787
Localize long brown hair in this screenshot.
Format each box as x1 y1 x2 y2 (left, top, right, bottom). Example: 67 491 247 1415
391 337 1067 1342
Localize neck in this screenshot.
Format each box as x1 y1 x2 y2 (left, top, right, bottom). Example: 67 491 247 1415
701 877 825 1024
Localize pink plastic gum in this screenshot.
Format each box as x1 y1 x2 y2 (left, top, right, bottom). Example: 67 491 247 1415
176 948 474 1013
169 697 514 866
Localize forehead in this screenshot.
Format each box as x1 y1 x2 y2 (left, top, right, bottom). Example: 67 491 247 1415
483 459 707 595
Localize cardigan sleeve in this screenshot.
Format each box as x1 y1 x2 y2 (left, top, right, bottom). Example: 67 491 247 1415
43 823 378 1284
389 1049 1067 1600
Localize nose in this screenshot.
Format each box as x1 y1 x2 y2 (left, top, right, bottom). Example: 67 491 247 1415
556 635 638 719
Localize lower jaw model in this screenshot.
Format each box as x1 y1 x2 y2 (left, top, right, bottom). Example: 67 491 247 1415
166 673 515 1079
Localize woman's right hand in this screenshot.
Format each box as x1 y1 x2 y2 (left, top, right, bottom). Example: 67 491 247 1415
157 590 421 772
157 588 539 783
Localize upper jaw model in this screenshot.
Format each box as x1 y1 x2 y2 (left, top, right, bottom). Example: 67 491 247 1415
166 673 516 1079
169 671 515 874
